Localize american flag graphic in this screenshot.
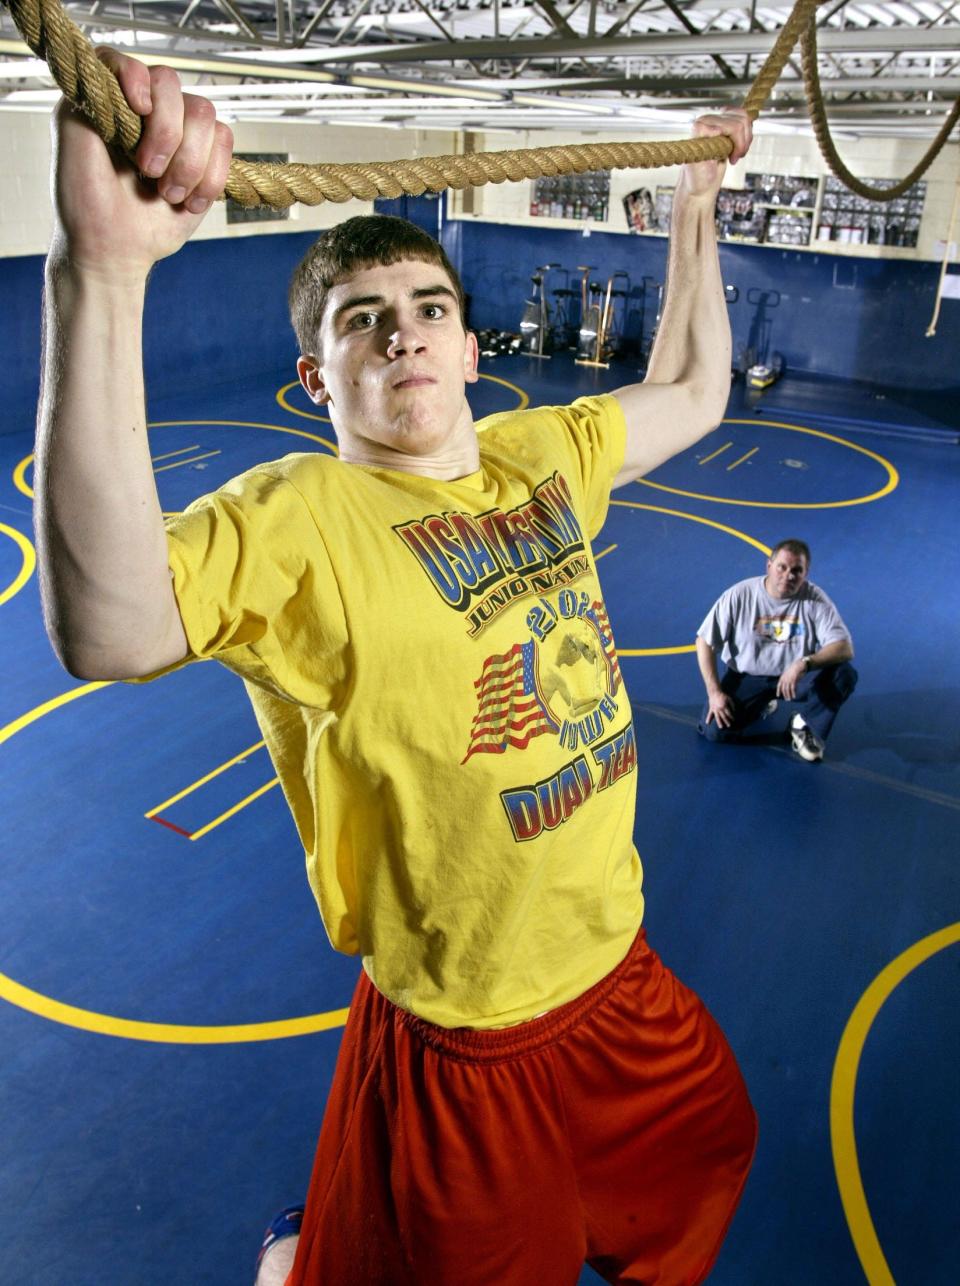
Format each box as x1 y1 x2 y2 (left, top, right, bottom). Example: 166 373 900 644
462 640 558 763
589 601 623 696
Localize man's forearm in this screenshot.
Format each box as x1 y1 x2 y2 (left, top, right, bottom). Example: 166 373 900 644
695 635 724 695
804 638 854 669
645 173 731 425
35 257 187 679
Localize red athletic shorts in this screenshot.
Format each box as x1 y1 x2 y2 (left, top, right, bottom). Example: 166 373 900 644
287 929 756 1286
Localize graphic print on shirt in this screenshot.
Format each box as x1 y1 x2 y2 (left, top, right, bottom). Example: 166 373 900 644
755 614 804 643
393 472 590 637
467 590 633 843
462 591 621 762
393 472 637 842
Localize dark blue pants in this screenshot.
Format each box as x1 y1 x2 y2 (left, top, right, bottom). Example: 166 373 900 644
699 662 858 744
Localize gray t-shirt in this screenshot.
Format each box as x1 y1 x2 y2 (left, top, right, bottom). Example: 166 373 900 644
697 576 851 676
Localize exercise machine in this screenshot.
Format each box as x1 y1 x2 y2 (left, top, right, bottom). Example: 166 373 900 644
602 271 631 359
576 268 629 368
741 287 786 389
636 275 664 372
518 262 560 357
573 266 597 364
550 274 580 351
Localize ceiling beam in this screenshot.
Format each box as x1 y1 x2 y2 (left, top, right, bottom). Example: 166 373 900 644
277 27 960 65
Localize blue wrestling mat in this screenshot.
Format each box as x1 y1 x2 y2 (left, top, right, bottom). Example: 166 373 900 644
1 354 957 1284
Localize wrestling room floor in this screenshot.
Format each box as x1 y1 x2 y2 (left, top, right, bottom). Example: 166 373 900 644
1 352 957 1285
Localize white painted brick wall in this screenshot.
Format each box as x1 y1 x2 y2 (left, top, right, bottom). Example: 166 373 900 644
450 122 960 264
3 105 957 264
0 111 458 257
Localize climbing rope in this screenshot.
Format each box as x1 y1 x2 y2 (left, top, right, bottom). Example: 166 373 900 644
925 178 960 337
798 17 960 201
3 0 958 209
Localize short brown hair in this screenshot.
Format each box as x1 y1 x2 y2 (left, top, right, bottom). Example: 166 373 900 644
289 214 467 355
770 539 811 565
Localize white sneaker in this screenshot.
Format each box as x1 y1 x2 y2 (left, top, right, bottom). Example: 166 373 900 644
790 713 824 762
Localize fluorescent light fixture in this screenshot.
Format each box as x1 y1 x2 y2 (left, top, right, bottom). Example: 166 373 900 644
0 57 50 79
511 94 615 114
347 74 504 101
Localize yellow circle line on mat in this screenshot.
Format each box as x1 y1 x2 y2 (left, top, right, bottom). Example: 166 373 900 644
476 371 530 410
638 418 899 509
11 419 338 510
0 682 349 1044
275 382 332 424
0 521 36 607
609 501 770 657
276 371 528 423
149 418 336 450
830 922 960 1286
13 453 34 500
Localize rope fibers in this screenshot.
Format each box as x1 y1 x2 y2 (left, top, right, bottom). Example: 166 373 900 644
3 0 958 209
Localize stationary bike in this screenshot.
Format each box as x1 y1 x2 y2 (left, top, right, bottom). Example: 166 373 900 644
576 268 628 368
519 262 560 357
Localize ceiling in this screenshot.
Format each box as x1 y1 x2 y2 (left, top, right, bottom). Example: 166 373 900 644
2 0 960 140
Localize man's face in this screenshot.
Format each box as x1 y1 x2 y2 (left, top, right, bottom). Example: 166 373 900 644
765 549 809 599
297 259 479 476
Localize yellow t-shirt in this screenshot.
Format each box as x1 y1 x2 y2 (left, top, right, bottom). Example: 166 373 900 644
164 394 644 1028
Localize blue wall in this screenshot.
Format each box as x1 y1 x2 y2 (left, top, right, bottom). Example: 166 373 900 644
1 232 316 433
442 218 960 393
4 214 958 435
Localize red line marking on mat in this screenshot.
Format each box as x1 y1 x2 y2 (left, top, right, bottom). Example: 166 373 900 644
148 815 194 839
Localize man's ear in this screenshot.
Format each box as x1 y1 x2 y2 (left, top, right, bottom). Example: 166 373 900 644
464 331 480 385
297 355 331 406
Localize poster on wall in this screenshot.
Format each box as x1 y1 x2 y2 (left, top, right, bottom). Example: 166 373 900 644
623 186 674 234
623 188 655 232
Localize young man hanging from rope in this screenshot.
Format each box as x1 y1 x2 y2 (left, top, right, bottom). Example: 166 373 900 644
37 50 756 1286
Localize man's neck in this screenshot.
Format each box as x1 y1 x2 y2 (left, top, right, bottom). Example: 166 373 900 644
335 406 481 481
763 576 800 601
339 436 481 480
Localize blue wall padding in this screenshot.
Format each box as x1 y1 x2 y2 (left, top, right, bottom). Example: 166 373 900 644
140 232 311 403
1 232 315 432
3 217 958 434
440 219 959 393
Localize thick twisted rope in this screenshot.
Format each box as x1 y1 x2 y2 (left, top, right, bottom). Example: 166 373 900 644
798 14 960 201
3 0 957 208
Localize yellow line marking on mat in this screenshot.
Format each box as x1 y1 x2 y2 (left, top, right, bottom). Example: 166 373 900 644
151 445 200 462
189 777 281 841
275 381 334 425
146 739 269 817
831 923 960 1285
153 450 222 474
0 684 349 1043
0 521 36 606
13 454 34 500
699 441 733 465
475 371 530 411
595 544 617 561
0 969 350 1045
610 501 769 657
726 447 758 471
641 419 898 509
149 418 336 450
150 421 338 519
0 680 111 748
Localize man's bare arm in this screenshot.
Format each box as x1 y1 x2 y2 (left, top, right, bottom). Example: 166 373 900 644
695 634 734 729
611 109 753 488
35 54 232 679
777 635 854 700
